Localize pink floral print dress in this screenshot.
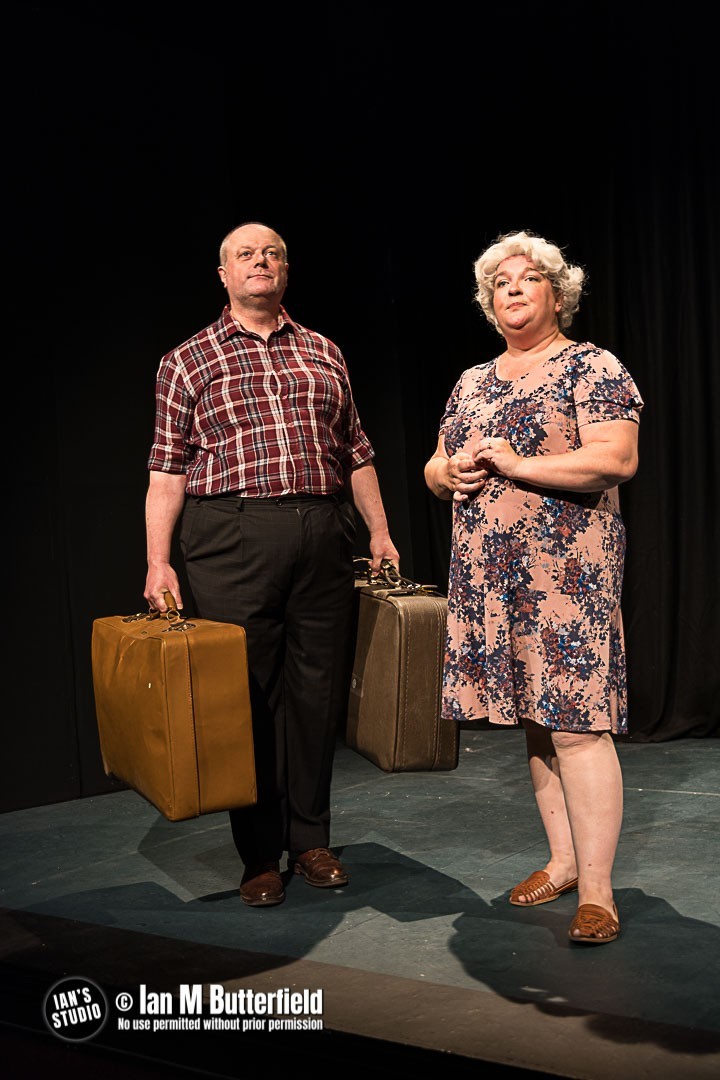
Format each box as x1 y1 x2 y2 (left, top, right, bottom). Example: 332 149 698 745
439 342 643 733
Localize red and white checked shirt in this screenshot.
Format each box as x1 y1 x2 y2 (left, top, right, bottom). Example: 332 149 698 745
147 305 375 497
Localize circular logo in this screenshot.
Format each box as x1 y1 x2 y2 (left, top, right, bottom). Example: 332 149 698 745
42 976 109 1042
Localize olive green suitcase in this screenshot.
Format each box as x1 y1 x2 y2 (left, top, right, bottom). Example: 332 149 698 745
345 562 458 772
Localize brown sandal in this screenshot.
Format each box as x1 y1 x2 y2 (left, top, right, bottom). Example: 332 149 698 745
568 903 620 944
509 870 579 907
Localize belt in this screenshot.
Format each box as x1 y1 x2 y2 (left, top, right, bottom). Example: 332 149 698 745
195 492 341 504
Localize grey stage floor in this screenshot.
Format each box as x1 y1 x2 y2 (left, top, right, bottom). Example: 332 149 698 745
1 728 719 1079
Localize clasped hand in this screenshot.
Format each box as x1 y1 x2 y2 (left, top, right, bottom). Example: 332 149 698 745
448 437 520 502
446 451 488 503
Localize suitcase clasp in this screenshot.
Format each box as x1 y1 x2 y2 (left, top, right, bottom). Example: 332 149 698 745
161 619 197 633
353 557 443 597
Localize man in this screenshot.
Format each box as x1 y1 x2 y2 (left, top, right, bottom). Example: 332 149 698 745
144 221 398 907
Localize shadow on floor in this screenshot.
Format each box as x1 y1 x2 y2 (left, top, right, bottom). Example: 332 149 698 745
6 840 720 1061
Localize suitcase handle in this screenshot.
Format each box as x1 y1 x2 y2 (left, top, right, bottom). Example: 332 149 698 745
124 591 197 633
353 557 443 597
156 591 198 632
162 591 181 617
143 591 181 620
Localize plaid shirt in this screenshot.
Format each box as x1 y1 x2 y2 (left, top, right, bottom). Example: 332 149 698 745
148 306 375 496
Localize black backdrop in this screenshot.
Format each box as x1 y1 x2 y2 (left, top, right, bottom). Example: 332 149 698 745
5 2 718 813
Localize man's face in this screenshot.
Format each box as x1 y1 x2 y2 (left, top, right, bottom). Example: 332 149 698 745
218 225 289 306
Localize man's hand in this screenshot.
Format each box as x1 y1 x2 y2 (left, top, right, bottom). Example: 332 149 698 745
368 531 400 574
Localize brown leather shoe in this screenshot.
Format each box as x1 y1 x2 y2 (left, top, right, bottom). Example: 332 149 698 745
240 862 285 907
568 902 620 944
293 848 349 888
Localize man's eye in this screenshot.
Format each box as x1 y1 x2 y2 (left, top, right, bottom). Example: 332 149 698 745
264 247 280 259
238 250 253 259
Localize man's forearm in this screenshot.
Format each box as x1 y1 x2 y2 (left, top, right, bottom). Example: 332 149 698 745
347 463 390 535
347 463 399 569
146 470 187 565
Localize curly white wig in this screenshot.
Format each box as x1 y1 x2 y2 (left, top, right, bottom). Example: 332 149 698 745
474 230 585 333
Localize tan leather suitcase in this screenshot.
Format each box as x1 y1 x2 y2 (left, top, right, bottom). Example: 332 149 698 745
91 594 256 821
345 562 459 772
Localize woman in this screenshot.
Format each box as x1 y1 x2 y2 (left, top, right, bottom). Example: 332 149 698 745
425 230 643 944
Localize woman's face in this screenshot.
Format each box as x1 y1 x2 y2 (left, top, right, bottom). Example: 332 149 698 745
492 254 561 335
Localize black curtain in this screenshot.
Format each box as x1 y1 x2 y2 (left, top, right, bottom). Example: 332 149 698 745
4 2 718 812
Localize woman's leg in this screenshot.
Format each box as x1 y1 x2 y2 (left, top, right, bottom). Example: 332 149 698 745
513 719 578 902
551 729 623 918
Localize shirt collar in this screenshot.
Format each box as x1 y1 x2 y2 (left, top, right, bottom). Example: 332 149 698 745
217 304 301 341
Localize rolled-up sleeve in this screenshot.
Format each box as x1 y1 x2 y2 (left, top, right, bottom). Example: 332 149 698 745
147 355 196 473
338 359 375 469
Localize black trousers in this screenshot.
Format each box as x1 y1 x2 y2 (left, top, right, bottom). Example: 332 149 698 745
179 493 356 864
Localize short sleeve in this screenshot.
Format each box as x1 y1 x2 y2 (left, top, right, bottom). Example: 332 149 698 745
573 348 644 427
438 374 465 435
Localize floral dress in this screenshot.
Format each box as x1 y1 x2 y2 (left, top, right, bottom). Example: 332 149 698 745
439 342 644 733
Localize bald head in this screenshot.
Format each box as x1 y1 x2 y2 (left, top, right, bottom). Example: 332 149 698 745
219 222 287 266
